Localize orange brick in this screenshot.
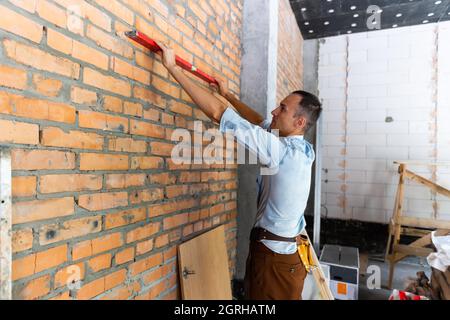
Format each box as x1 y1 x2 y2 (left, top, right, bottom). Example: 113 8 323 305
4 39 80 79
163 213 189 230
32 74 63 97
105 174 146 189
151 76 180 99
133 85 166 108
95 0 134 25
103 95 123 113
165 185 189 198
12 254 36 280
147 278 167 299
13 274 50 300
155 233 169 248
108 137 146 153
13 197 74 224
83 67 131 97
130 119 165 138
142 267 163 285
77 277 105 300
36 0 66 28
104 207 147 230
175 18 194 38
40 174 102 193
99 284 132 300
104 269 127 290
143 108 160 121
179 172 201 183
86 24 133 59
92 232 123 255
111 56 150 84
135 16 167 44
115 247 135 264
135 51 154 70
12 96 76 123
12 176 36 198
39 216 101 245
54 263 85 289
88 253 112 272
71 86 97 104
130 156 163 170
136 239 153 256
35 244 68 273
78 110 129 133
149 198 197 217
12 228 33 253
148 172 176 185
0 119 39 145
0 4 42 43
126 222 160 243
129 253 163 277
80 153 128 171
41 127 103 150
46 28 72 55
12 149 75 170
161 112 174 125
73 40 109 70
129 188 164 205
0 64 27 90
72 240 92 260
124 101 143 117
79 192 128 211
150 141 175 157
8 0 37 13
169 101 193 116
80 1 111 32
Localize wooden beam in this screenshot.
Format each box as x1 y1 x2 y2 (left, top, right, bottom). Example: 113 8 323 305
393 244 433 257
0 149 12 300
399 216 450 230
404 169 450 198
394 229 449 263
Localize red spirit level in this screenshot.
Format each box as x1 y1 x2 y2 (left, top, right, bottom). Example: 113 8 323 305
125 30 219 85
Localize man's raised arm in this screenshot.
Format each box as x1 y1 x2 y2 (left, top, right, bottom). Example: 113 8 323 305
212 78 264 126
158 42 226 123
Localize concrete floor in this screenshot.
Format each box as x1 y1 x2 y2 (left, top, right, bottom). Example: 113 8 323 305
358 254 431 300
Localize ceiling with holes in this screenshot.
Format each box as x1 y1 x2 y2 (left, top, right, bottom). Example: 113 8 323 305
290 0 450 39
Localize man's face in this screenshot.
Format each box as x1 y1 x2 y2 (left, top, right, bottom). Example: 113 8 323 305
270 94 306 137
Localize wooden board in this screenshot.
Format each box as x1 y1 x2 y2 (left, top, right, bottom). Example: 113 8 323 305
178 225 232 300
0 149 12 300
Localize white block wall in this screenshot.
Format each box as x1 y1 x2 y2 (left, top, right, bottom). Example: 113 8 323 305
318 21 450 224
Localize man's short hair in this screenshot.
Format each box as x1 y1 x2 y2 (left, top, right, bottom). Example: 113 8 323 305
292 90 322 132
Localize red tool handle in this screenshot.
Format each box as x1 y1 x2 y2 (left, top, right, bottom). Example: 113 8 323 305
125 30 219 86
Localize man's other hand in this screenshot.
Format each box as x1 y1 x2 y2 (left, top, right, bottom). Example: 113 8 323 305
210 76 229 98
157 42 176 71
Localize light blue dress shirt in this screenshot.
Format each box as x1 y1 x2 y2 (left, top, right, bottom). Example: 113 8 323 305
219 107 315 254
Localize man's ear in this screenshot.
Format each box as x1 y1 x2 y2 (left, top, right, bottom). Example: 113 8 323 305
295 116 307 130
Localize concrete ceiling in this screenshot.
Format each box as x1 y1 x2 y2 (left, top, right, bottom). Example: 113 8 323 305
290 0 450 39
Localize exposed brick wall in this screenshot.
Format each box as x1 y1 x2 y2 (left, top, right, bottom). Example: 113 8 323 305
0 0 242 300
276 0 303 104
318 22 450 224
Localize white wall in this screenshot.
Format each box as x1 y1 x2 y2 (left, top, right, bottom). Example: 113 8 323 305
318 21 450 224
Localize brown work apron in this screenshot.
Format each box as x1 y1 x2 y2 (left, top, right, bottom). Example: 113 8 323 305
244 239 307 300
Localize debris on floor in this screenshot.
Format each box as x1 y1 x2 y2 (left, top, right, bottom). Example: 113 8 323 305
404 271 433 299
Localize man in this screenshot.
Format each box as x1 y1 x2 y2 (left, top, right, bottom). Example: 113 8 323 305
158 43 322 300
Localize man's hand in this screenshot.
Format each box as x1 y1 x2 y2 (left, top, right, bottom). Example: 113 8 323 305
157 42 177 71
210 76 229 98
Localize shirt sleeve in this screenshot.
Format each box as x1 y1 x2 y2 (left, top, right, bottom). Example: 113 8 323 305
219 107 286 168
